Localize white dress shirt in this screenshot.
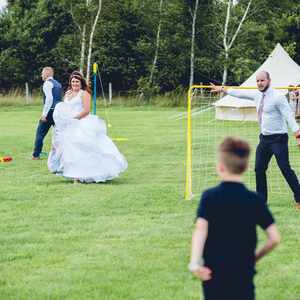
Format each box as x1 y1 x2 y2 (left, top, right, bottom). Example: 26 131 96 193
227 87 299 135
42 77 54 117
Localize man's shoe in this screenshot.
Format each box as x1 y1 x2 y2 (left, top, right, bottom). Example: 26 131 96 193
31 156 40 160
40 152 48 157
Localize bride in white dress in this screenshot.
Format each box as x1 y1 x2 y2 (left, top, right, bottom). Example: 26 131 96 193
48 71 127 182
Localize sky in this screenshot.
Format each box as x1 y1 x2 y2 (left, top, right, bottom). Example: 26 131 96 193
0 0 7 10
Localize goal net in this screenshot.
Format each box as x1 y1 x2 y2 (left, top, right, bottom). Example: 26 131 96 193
185 85 300 200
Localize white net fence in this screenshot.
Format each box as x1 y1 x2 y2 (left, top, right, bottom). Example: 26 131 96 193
187 89 300 199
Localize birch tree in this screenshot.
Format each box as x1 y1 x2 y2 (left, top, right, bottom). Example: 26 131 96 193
222 0 252 85
70 1 88 73
138 0 164 100
86 0 102 83
79 24 87 74
70 0 102 81
189 0 199 88
148 0 164 86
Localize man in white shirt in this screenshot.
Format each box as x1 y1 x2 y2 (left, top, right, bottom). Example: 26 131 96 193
32 67 62 159
212 71 300 210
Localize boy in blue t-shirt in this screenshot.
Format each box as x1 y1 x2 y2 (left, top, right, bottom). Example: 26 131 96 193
188 137 280 300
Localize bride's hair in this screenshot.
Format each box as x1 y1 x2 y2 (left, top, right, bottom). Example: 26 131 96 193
68 71 91 94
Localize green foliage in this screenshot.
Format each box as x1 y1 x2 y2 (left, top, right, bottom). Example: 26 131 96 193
137 76 160 102
1 0 300 94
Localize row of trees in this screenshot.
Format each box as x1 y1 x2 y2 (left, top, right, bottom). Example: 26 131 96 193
0 0 300 95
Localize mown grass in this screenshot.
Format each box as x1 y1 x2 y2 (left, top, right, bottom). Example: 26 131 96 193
0 105 299 300
0 91 186 108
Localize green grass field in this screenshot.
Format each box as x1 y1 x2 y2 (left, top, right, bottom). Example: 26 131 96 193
0 106 299 300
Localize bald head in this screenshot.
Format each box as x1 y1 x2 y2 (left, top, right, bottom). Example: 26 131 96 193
257 70 270 80
41 67 54 81
256 70 271 92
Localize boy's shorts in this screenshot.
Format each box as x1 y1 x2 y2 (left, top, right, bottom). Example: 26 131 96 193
202 276 255 300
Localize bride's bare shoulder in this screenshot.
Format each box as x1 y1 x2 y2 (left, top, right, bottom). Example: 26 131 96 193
81 89 91 98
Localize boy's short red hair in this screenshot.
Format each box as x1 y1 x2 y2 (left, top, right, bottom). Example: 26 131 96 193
219 137 250 174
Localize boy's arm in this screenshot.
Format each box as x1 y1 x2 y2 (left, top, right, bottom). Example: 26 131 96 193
188 218 212 281
255 224 281 263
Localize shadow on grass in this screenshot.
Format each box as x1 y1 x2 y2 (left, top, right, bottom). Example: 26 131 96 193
44 175 131 186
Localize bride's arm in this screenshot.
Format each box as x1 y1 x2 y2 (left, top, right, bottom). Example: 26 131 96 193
74 91 91 119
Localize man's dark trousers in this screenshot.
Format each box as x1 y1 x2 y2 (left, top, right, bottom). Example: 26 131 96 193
32 110 54 158
255 133 300 203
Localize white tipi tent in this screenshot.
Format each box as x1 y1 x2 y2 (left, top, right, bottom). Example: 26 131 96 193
215 43 300 121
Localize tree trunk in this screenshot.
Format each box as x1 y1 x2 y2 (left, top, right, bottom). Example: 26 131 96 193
86 0 102 84
79 24 86 74
70 2 87 73
149 0 164 86
222 0 252 86
222 51 228 86
189 0 199 88
222 0 231 86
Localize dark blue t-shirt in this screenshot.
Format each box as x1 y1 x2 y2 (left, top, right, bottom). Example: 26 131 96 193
197 181 274 278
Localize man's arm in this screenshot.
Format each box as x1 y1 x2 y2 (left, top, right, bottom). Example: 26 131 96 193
210 83 256 100
41 80 54 121
255 224 280 262
188 218 212 281
277 95 300 147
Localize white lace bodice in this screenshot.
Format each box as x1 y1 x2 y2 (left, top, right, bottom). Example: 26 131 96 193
64 90 84 114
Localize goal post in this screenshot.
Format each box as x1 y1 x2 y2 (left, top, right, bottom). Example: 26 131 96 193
185 85 300 200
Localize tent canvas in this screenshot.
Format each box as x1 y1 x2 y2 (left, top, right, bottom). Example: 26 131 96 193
215 43 300 121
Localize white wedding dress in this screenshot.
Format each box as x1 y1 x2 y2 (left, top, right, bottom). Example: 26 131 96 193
48 90 127 182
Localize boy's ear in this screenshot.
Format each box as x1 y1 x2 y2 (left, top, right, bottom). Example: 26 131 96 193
217 161 224 173
217 162 226 173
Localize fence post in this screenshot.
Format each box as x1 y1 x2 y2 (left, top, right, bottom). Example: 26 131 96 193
109 82 112 104
25 82 30 104
93 63 97 114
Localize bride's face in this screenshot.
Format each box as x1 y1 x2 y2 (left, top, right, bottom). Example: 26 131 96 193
71 78 81 92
